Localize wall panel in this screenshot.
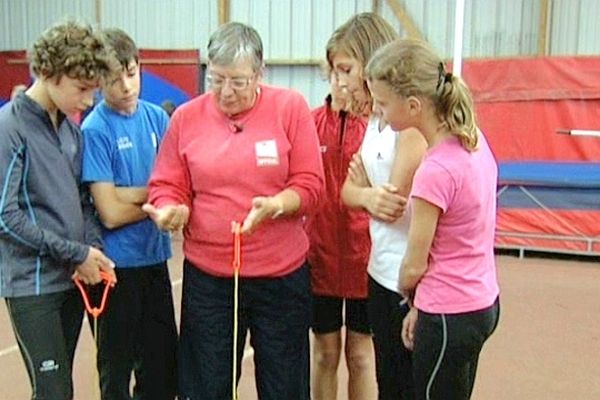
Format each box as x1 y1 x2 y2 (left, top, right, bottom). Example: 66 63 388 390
0 0 95 50
2 0 599 107
100 0 218 49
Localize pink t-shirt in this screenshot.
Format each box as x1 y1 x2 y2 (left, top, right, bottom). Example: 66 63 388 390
411 134 499 314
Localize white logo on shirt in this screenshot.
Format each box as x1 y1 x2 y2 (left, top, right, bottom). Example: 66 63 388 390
39 359 59 372
117 136 134 151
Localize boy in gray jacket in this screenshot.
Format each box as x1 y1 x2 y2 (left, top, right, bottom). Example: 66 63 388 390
0 20 117 399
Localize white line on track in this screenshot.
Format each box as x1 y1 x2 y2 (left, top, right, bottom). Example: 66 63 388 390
0 345 18 357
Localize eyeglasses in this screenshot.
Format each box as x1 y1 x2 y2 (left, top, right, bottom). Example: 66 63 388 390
206 74 255 91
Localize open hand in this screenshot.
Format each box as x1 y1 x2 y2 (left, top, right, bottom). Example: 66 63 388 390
239 196 281 235
142 203 190 232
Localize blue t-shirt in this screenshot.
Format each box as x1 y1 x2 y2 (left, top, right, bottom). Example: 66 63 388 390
82 100 171 267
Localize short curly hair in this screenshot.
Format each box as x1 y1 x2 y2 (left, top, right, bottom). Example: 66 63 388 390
28 20 116 81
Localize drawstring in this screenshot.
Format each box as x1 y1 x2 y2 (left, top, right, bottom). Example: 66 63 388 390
73 270 116 400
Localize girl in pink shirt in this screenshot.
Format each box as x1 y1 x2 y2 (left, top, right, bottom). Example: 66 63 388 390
366 39 500 400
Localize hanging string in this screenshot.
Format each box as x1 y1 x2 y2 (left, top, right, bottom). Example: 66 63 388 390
231 222 242 400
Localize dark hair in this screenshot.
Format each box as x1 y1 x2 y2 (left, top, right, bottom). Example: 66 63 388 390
161 99 176 116
102 28 139 67
366 39 478 150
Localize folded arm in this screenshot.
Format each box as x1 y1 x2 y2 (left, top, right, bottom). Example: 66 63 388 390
90 183 148 230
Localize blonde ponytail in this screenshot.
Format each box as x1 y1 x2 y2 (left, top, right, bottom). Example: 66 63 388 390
366 39 479 151
436 71 478 150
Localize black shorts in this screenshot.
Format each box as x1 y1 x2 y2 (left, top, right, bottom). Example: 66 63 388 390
312 295 371 335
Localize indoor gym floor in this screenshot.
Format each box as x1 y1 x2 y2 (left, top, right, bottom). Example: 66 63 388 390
1 236 599 399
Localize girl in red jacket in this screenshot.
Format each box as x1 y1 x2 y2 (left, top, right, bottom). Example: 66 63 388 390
307 71 373 399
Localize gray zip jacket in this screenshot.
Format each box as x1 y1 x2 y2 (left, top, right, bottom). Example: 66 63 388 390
0 93 103 297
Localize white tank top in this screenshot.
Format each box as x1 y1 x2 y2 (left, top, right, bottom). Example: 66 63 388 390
360 118 411 293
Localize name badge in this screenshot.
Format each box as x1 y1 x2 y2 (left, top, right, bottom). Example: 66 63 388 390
255 139 279 166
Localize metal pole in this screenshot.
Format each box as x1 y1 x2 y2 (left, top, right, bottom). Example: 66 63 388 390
452 0 465 77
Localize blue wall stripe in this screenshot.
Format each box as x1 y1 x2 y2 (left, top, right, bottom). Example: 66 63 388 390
0 146 37 248
498 186 600 210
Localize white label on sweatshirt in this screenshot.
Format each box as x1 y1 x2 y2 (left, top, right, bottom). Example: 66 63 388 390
255 139 279 166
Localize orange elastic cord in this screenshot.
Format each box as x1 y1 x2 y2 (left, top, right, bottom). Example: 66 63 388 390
233 222 242 273
73 270 116 318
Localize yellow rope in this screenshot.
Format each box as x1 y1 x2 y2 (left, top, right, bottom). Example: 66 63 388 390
232 223 241 400
232 264 240 400
93 317 100 400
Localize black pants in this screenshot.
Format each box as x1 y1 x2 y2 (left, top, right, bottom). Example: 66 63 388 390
179 260 312 400
413 298 500 400
5 288 84 400
368 277 415 400
89 264 178 400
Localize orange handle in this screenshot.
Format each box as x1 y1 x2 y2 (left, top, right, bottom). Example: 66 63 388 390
73 270 116 318
233 222 241 273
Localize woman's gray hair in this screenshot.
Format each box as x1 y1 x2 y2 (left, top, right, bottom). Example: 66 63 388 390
207 22 263 71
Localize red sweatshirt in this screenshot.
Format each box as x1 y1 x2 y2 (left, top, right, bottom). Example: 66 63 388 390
148 85 324 277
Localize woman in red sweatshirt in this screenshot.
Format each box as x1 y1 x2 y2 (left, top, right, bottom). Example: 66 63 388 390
144 22 324 400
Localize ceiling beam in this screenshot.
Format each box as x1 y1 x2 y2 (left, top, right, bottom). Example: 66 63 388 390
538 0 551 56
218 0 230 26
372 0 380 13
95 0 102 28
385 0 423 39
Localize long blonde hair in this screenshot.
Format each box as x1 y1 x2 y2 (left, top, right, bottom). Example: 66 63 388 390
366 39 478 150
326 12 398 116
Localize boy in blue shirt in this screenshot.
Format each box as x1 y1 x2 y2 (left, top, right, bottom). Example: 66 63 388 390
82 28 177 400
